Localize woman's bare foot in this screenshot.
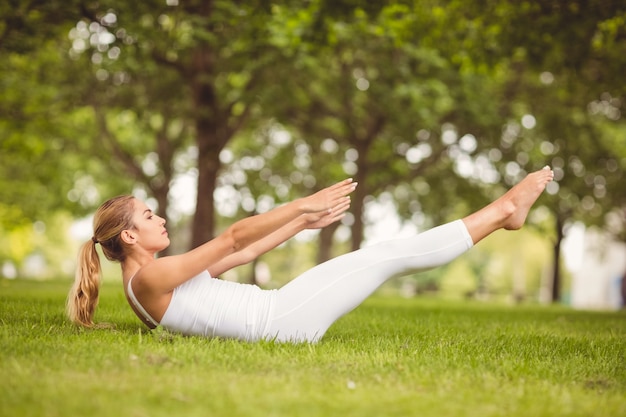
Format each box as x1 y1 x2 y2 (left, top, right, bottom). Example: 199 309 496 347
462 166 554 244
499 166 555 230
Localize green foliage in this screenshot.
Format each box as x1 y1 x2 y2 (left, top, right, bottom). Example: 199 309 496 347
1 279 625 417
1 0 625 294
0 39 108 227
0 0 88 53
0 213 77 279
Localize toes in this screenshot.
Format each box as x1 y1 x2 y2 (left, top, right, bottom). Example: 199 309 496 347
540 166 555 181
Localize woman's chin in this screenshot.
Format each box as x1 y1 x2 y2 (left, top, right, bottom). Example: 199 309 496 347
158 239 171 252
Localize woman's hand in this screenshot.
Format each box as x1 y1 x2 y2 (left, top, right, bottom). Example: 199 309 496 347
299 178 357 214
303 194 353 230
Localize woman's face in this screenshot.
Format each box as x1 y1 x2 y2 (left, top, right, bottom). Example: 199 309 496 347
128 199 170 253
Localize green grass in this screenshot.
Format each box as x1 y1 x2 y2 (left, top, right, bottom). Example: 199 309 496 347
1 278 624 417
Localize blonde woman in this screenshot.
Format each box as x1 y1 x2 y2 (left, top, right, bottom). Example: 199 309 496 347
68 167 554 343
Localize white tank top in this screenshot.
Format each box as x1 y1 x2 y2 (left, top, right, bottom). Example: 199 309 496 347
127 270 277 342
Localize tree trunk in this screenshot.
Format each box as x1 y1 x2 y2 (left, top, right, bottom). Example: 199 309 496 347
317 222 340 264
350 164 368 252
189 39 223 248
620 264 626 309
191 118 222 248
551 215 565 303
153 183 171 256
153 127 176 255
248 257 259 285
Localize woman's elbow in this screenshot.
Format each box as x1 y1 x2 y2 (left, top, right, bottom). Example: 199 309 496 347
218 229 257 265
223 225 247 253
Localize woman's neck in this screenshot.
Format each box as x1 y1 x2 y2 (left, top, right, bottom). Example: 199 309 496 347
121 251 156 280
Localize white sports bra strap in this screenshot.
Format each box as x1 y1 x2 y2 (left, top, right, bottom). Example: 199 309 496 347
126 277 159 327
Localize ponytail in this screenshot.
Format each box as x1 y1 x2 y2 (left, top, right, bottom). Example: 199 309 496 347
67 195 135 327
67 239 102 327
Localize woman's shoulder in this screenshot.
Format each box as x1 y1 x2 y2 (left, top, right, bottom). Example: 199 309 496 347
131 255 212 294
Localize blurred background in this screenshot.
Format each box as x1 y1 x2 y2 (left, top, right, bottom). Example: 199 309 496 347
1 0 625 309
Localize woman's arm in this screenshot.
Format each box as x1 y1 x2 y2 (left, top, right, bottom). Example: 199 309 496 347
136 179 357 293
208 196 352 277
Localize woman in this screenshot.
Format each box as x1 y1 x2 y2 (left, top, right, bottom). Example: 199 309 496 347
68 167 554 343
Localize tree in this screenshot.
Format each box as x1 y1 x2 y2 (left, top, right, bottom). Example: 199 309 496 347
59 1 304 248
488 0 626 301
0 1 138 229
2 0 624 300
0 38 122 228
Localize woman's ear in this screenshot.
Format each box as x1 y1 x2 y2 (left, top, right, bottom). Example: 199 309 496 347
120 230 136 245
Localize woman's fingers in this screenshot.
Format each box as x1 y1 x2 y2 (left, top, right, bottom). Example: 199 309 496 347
302 188 353 229
322 197 352 224
327 179 357 207
331 198 351 214
303 179 357 213
328 178 356 195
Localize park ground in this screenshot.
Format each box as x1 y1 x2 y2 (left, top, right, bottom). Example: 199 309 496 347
1 279 624 417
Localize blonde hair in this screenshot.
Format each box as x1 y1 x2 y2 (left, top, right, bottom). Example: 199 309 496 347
67 195 136 327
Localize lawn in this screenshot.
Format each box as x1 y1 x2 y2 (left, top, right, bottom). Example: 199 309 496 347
1 278 624 417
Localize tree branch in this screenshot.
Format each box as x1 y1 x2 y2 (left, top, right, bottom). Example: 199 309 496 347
93 107 149 183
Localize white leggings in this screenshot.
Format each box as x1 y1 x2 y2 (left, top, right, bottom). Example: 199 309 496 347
265 219 474 342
